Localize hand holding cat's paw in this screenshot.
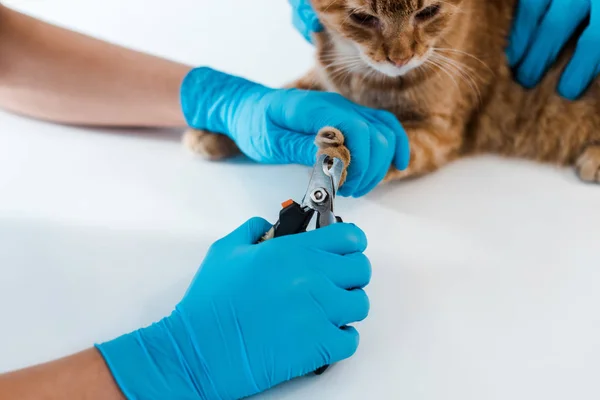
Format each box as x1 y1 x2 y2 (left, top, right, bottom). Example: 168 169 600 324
306 100 410 198
337 108 410 198
314 112 410 197
180 68 409 197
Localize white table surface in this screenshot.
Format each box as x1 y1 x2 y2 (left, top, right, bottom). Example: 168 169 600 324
1 1 600 399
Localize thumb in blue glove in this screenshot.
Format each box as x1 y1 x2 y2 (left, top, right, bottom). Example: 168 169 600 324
96 218 372 400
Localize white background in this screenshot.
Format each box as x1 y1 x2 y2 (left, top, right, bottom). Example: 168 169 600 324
1 1 600 399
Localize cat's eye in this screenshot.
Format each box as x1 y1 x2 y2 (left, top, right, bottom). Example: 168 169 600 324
350 12 380 28
415 3 441 22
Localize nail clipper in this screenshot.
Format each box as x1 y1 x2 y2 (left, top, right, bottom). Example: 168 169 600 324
259 153 344 374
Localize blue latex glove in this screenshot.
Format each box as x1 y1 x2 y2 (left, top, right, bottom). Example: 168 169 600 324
289 0 323 43
181 67 410 198
96 218 371 400
507 0 600 100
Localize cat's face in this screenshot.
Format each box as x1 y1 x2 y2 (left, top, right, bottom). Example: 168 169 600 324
313 0 463 77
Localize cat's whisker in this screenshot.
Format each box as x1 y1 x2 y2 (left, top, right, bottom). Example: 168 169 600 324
358 66 377 88
437 0 467 15
426 59 460 90
326 62 361 85
320 55 364 71
319 52 361 60
419 61 441 81
322 0 339 14
432 52 479 76
326 67 350 82
320 58 362 64
336 62 359 87
431 53 482 84
341 9 359 25
325 61 363 72
429 54 482 106
328 59 364 71
431 53 477 75
433 47 493 74
425 58 461 93
319 54 363 63
300 53 364 93
431 59 480 101
430 56 479 101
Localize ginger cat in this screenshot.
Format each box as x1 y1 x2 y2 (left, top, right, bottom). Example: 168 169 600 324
184 0 600 185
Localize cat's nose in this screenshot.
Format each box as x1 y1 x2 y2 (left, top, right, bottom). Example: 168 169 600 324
387 56 410 68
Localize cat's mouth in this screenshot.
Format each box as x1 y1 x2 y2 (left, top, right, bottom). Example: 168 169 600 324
328 34 431 78
358 48 433 78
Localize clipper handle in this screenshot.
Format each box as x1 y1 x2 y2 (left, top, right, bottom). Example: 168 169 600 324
257 200 342 376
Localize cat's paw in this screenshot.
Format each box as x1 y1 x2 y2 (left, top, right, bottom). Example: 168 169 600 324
183 128 240 161
576 144 600 183
315 126 350 187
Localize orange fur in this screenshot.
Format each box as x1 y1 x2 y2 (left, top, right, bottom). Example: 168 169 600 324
184 0 600 185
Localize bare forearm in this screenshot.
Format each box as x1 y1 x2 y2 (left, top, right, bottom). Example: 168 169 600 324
0 349 125 400
0 5 191 127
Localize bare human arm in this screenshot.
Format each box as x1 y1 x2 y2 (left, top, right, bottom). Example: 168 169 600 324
0 349 124 400
0 5 191 127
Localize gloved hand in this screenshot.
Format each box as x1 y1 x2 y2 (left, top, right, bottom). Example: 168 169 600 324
506 0 600 100
289 0 322 43
181 67 410 198
96 218 371 400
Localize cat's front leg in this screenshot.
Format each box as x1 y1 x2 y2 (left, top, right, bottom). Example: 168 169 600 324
284 68 324 91
384 122 464 182
183 128 240 160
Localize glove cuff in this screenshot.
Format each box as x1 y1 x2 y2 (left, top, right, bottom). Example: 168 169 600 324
95 314 220 400
180 67 270 137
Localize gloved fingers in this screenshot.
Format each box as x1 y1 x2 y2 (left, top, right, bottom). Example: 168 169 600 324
322 325 360 364
292 7 313 43
329 117 372 197
311 252 372 290
558 21 600 99
322 287 371 327
280 223 368 255
220 217 273 246
352 106 410 191
277 92 374 196
506 0 552 67
352 124 395 198
306 13 324 34
267 92 371 194
375 110 411 171
301 6 323 34
268 128 319 166
290 0 323 37
516 0 590 88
